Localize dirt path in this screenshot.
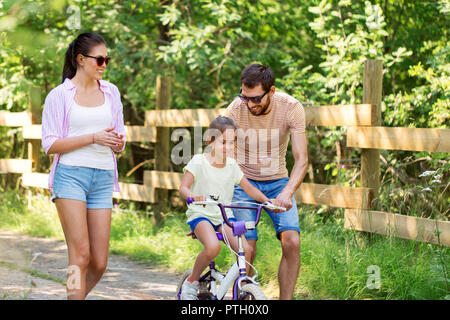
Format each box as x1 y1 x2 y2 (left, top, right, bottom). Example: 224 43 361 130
0 230 180 300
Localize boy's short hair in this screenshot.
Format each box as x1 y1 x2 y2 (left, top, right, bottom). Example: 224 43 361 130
205 116 237 145
241 64 275 91
209 116 238 131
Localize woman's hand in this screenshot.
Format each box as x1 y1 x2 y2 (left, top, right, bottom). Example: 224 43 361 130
94 127 124 148
110 132 125 152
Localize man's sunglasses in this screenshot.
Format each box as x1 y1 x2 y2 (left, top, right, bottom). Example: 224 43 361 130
238 88 270 104
82 54 111 67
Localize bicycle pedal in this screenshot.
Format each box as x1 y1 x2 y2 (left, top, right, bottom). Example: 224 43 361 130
198 292 216 300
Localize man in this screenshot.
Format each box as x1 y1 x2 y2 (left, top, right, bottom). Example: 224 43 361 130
225 64 308 300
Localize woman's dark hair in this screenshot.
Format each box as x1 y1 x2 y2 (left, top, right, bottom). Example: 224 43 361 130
205 116 238 145
240 64 275 91
62 33 106 83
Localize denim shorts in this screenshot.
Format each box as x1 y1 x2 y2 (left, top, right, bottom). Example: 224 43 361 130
52 162 114 209
231 177 300 240
187 217 237 233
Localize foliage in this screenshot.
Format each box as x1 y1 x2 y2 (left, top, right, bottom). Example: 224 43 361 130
0 191 448 300
0 0 448 218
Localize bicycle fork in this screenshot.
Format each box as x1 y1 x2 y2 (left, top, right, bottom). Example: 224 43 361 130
231 235 247 299
211 235 248 300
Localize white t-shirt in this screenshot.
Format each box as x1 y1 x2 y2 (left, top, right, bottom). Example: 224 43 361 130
183 153 244 225
59 95 114 170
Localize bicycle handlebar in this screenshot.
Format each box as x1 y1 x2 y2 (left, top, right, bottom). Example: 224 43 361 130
186 197 286 230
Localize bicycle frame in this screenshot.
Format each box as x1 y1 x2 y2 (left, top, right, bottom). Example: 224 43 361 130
219 202 263 300
185 197 266 300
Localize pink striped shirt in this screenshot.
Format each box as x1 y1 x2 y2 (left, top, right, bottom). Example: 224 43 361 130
41 78 126 192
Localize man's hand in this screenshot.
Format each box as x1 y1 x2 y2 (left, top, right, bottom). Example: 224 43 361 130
275 189 293 211
266 198 285 213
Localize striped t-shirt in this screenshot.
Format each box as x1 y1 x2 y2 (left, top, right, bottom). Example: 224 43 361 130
225 91 305 181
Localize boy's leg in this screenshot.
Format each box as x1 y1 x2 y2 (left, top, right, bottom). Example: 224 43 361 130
189 220 221 282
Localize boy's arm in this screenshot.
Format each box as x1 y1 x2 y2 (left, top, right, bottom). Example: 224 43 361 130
238 176 269 204
239 177 284 212
179 171 205 201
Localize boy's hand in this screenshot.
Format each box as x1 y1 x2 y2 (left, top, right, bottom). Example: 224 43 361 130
192 195 206 202
187 195 207 207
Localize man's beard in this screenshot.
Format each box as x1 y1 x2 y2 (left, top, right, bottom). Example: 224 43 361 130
247 96 271 116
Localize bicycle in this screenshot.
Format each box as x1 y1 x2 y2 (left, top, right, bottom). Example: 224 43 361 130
176 194 285 300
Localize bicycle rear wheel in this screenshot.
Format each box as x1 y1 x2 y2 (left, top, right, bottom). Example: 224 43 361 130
175 269 192 300
238 283 266 300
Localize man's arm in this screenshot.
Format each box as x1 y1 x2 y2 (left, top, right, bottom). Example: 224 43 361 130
275 131 308 210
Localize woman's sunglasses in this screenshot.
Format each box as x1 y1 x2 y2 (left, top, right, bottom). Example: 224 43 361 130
238 88 270 104
82 54 111 67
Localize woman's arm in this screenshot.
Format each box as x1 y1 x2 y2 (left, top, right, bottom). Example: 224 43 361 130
47 127 124 154
48 133 94 154
111 84 126 153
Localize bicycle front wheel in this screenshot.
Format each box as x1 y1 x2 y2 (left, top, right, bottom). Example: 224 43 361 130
238 283 266 300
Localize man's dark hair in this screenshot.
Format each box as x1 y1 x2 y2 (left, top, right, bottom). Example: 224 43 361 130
240 64 275 91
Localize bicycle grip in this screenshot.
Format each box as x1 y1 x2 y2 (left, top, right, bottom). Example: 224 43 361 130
187 197 194 205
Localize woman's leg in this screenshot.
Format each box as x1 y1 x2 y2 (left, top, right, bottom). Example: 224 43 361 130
84 208 112 297
55 199 89 300
218 224 253 274
189 221 221 282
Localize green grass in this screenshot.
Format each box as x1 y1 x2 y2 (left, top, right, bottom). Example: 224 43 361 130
0 190 448 300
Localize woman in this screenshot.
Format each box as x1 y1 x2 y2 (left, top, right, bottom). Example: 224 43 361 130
41 33 126 299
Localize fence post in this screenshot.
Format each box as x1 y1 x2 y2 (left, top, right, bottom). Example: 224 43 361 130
361 60 383 204
28 86 41 172
154 76 171 226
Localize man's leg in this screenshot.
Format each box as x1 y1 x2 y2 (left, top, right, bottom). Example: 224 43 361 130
278 230 300 300
264 177 301 300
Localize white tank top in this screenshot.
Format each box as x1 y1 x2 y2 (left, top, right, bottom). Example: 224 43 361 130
59 95 114 170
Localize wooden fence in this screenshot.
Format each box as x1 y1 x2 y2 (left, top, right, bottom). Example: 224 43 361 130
0 60 449 246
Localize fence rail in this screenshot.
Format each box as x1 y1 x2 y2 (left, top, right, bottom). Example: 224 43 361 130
347 126 450 153
1 60 449 246
0 111 31 126
144 104 375 127
345 209 450 247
